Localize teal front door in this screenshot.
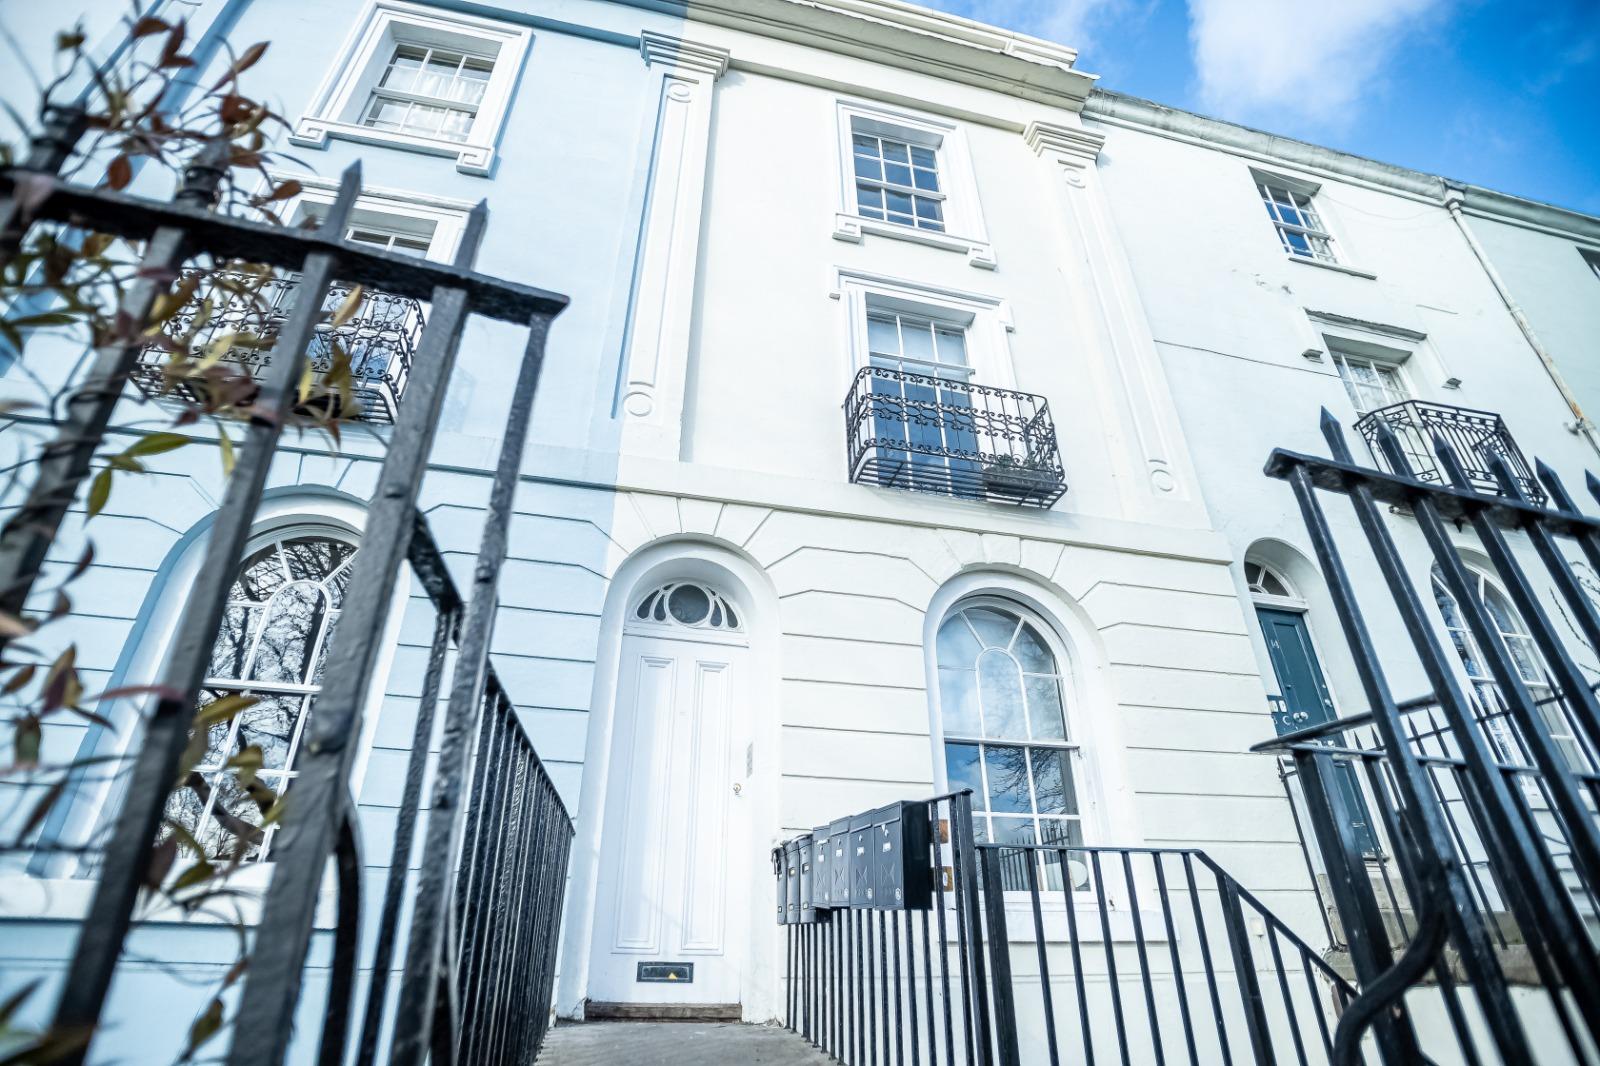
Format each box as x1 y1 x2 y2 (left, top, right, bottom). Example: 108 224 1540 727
1257 606 1379 854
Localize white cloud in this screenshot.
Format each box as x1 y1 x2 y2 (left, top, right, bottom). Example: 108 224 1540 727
931 0 1149 53
1187 0 1447 128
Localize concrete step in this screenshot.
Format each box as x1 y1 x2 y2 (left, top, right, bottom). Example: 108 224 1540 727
536 1021 834 1066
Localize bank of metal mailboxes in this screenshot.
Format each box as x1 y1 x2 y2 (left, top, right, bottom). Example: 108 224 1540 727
775 802 934 923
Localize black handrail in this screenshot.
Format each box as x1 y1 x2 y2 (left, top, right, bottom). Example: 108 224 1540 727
779 791 1354 1066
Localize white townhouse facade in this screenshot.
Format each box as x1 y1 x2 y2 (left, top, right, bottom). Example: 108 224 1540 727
1 0 1598 1062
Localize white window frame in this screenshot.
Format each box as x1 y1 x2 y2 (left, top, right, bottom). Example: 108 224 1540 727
273 174 475 263
290 0 532 175
1251 168 1375 278
833 269 1015 390
832 100 995 270
1329 345 1411 417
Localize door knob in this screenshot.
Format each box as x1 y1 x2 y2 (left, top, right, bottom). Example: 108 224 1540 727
732 782 742 796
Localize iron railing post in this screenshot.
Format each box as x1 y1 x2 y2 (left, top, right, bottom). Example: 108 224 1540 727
389 304 556 1064
224 189 488 1066
978 848 1021 1066
0 104 87 267
47 164 363 1064
1297 750 1423 1062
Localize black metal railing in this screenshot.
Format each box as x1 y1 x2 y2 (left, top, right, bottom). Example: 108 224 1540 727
778 791 1354 1066
843 366 1066 507
131 272 425 424
1 107 570 1066
1253 408 1600 1064
352 517 573 1066
1355 399 1545 503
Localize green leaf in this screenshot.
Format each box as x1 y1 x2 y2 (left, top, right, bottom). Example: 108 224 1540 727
87 469 112 519
3 311 77 329
171 859 216 893
185 995 226 1055
329 285 364 328
122 432 190 458
196 692 258 727
217 427 236 478
13 716 41 766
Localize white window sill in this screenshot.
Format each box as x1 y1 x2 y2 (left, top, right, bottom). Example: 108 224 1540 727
1286 254 1376 281
290 117 494 176
833 212 997 270
0 871 340 929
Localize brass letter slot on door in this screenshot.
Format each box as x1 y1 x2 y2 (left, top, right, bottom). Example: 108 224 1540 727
637 962 694 983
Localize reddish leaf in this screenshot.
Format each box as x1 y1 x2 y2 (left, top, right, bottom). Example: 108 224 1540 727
105 155 132 191
146 835 178 889
210 41 268 91
19 777 68 841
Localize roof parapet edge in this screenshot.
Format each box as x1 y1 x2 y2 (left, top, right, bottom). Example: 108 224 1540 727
1083 89 1600 243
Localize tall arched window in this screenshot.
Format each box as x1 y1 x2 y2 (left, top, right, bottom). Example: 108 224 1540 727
936 600 1080 886
164 534 358 861
1431 564 1585 769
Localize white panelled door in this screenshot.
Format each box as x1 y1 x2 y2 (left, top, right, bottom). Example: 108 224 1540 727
589 582 751 1007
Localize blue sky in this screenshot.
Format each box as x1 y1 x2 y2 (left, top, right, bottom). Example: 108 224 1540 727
922 0 1600 215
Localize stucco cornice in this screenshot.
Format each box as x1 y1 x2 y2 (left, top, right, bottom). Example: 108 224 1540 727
1083 88 1600 244
1025 121 1105 167
640 30 731 78
681 0 1098 110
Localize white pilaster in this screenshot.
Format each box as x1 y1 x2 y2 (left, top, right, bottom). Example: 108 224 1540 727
618 32 730 459
1026 120 1204 524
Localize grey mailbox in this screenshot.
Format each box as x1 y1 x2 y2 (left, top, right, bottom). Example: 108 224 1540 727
811 824 833 907
796 833 825 923
772 845 789 925
867 801 933 910
828 816 852 906
783 838 802 923
848 811 877 906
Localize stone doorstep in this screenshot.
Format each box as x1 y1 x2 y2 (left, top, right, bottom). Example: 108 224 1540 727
584 1001 743 1022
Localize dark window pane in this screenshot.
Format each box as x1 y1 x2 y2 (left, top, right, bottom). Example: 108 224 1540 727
984 745 1031 814
945 742 985 809
1030 748 1077 815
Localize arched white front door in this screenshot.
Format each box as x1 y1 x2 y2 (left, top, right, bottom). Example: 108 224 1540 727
587 581 752 1010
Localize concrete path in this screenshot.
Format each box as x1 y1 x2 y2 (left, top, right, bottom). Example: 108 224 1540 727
535 1021 834 1065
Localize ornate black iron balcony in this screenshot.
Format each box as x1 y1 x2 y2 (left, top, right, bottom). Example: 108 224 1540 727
132 273 424 424
1355 399 1545 504
843 365 1066 507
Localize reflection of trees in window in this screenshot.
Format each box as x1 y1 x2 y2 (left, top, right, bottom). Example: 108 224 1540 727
164 536 356 861
1552 560 1600 684
1431 564 1589 772
937 601 1083 889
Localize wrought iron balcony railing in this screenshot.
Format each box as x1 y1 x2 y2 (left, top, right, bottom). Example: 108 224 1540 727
131 272 425 424
1355 399 1545 503
843 365 1066 507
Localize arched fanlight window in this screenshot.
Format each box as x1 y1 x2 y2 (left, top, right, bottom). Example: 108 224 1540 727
1245 560 1295 600
936 600 1081 887
164 535 357 861
1430 564 1585 769
632 581 741 631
